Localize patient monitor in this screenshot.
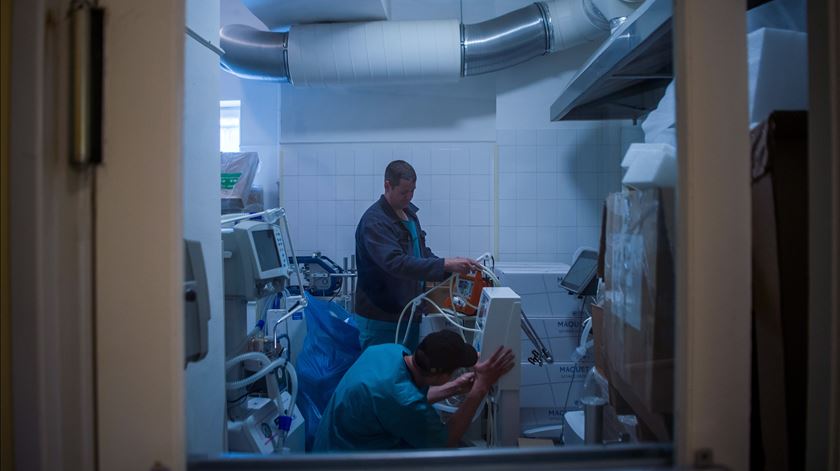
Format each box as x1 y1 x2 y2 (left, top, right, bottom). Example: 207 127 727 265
559 249 598 297
474 287 522 447
223 219 293 356
223 219 291 300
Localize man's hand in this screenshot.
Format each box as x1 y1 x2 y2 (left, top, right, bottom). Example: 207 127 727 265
450 371 476 395
444 347 515 447
444 257 482 275
472 346 515 393
427 371 476 403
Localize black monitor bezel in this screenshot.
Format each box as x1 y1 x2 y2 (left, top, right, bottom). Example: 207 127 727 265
560 249 599 295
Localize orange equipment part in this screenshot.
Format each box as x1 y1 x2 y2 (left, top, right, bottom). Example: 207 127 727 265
442 271 491 316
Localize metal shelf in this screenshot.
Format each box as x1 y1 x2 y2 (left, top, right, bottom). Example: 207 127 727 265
550 0 672 122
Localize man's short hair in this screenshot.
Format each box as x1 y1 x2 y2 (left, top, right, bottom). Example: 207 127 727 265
414 330 478 376
385 160 417 187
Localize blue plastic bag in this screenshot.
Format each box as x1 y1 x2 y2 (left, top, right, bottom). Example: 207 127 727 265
296 294 361 451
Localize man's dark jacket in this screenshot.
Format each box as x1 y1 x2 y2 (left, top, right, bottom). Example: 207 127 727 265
354 195 448 321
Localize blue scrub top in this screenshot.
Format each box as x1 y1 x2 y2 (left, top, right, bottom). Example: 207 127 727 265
401 219 422 258
401 218 424 292
312 344 449 452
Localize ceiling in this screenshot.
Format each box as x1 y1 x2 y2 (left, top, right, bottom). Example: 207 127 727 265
223 0 509 31
241 0 391 30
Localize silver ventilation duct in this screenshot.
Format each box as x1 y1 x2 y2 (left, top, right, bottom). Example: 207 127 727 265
220 0 626 85
219 25 289 82
460 2 552 77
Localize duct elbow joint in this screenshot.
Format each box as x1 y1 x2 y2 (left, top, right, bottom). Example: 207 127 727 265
461 3 553 77
219 24 290 82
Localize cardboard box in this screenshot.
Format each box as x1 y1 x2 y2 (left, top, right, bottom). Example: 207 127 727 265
601 188 675 441
519 315 594 364
493 263 576 319
590 303 608 379
750 111 808 470
520 361 592 409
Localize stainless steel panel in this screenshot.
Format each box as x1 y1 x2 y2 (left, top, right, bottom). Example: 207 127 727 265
550 0 673 121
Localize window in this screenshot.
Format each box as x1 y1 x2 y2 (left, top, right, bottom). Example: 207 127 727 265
220 100 241 152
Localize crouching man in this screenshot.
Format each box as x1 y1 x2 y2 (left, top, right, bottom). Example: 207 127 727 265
313 330 515 451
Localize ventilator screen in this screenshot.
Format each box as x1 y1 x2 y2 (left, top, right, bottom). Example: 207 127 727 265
253 229 281 272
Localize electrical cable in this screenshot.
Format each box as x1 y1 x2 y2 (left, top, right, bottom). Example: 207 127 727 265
394 274 458 344
401 301 420 345
423 300 482 333
486 388 499 447
563 296 589 415
272 301 303 352
394 254 502 345
274 334 291 361
476 262 501 286
225 352 287 391
226 390 251 405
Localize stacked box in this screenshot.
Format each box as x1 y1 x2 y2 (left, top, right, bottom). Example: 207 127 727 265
494 263 581 359
602 189 675 441
518 316 595 367
494 263 596 432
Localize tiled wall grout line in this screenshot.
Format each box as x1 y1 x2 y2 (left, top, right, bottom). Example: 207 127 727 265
274 123 644 264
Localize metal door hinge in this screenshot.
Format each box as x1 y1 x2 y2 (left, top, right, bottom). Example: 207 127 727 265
150 461 171 471
694 448 730 470
70 2 104 166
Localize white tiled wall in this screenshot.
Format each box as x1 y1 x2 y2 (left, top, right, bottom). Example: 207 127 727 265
520 362 593 411
277 123 643 265
239 144 280 210
280 142 496 264
497 123 644 264
492 262 594 413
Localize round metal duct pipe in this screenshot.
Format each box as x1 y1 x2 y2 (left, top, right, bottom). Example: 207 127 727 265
219 0 616 85
460 2 553 77
219 25 289 82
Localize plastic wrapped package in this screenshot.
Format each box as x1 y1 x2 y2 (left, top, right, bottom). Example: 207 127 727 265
221 151 259 208
746 0 806 33
641 0 807 145
581 366 609 402
602 189 674 441
244 184 264 213
295 294 361 451
746 27 808 127
640 81 676 147
621 143 677 189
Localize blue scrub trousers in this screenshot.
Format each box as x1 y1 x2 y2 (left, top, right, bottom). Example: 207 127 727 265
355 314 420 351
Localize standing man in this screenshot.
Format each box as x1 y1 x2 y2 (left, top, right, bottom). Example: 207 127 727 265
313 330 516 452
355 160 480 350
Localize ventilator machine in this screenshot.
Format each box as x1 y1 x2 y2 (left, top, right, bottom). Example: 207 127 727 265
221 208 307 454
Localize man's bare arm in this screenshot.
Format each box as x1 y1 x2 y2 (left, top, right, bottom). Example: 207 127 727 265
427 372 475 404
445 347 515 447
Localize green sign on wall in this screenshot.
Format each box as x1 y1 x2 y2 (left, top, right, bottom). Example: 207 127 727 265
221 172 242 190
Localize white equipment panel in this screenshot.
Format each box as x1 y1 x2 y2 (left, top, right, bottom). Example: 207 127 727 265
228 391 304 454
474 287 522 390
473 287 521 446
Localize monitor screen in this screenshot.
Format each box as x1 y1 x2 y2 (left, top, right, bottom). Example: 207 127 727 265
252 229 281 272
560 250 598 294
